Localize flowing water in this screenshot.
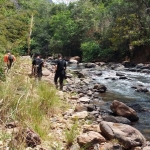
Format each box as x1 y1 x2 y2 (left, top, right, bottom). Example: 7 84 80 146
93 70 150 140
67 62 150 140
68 63 150 140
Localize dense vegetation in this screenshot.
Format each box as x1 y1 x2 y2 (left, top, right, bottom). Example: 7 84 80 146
1 0 150 62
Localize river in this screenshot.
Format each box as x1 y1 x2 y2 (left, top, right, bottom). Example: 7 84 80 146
93 70 150 140
68 63 150 140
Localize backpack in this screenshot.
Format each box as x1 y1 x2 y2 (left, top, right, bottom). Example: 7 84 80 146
57 59 66 71
34 58 43 74
8 54 13 63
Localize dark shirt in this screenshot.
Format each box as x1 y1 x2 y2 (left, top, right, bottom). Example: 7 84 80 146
32 58 43 73
56 59 66 73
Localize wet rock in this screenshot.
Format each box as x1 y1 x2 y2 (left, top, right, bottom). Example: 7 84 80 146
110 100 139 121
102 116 131 124
136 63 144 69
128 103 146 112
94 71 102 76
129 68 137 72
136 87 149 92
132 85 149 93
116 72 125 76
93 83 107 93
84 63 96 68
141 69 150 73
119 76 128 79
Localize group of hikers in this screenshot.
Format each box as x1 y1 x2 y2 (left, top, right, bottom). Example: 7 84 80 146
4 51 67 91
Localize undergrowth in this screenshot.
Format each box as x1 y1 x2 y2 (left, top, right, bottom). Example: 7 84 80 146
0 56 69 149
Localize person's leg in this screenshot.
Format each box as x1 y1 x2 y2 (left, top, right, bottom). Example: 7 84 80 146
7 61 12 70
59 73 64 90
37 72 42 81
54 72 59 89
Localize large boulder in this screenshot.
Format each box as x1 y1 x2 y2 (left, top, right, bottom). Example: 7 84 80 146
110 100 139 121
100 121 146 149
69 56 80 64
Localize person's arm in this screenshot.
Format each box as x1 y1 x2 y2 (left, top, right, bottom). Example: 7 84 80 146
64 60 66 70
4 55 8 63
13 55 16 62
54 60 58 72
32 60 35 74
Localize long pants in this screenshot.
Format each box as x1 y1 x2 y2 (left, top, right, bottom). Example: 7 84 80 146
7 61 13 69
54 71 64 90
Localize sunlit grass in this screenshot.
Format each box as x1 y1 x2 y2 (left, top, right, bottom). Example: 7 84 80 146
64 119 79 147
0 56 69 149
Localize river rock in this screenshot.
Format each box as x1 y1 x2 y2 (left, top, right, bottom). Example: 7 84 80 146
119 76 128 79
26 128 41 148
78 96 90 103
131 85 149 93
116 72 125 76
77 131 106 146
102 116 131 124
94 71 102 76
100 121 146 149
136 63 144 68
84 63 96 68
83 125 101 133
93 83 107 93
99 142 123 150
110 100 139 121
74 104 87 112
72 111 88 119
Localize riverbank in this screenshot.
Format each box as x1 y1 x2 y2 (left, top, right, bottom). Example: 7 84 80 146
1 56 150 150
44 60 150 150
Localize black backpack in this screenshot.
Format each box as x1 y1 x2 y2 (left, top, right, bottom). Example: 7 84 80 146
8 54 13 63
35 58 43 72
57 59 66 71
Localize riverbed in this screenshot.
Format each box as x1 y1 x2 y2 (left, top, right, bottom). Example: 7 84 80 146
94 70 150 140
68 63 150 140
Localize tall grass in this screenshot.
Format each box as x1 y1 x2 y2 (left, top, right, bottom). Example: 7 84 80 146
0 56 68 148
65 119 79 147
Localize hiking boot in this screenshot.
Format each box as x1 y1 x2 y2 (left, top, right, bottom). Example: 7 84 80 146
55 84 58 89
60 85 63 91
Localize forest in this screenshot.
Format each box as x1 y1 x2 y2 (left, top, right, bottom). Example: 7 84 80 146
0 0 150 62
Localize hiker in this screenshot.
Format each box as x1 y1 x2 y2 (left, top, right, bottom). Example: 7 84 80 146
32 54 44 81
54 54 67 90
4 50 16 71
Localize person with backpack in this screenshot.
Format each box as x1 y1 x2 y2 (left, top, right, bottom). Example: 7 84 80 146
4 50 16 71
54 54 67 90
32 54 44 81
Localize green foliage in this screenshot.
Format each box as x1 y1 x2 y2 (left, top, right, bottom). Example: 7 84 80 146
0 0 30 54
1 0 150 61
81 41 100 62
0 54 6 81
